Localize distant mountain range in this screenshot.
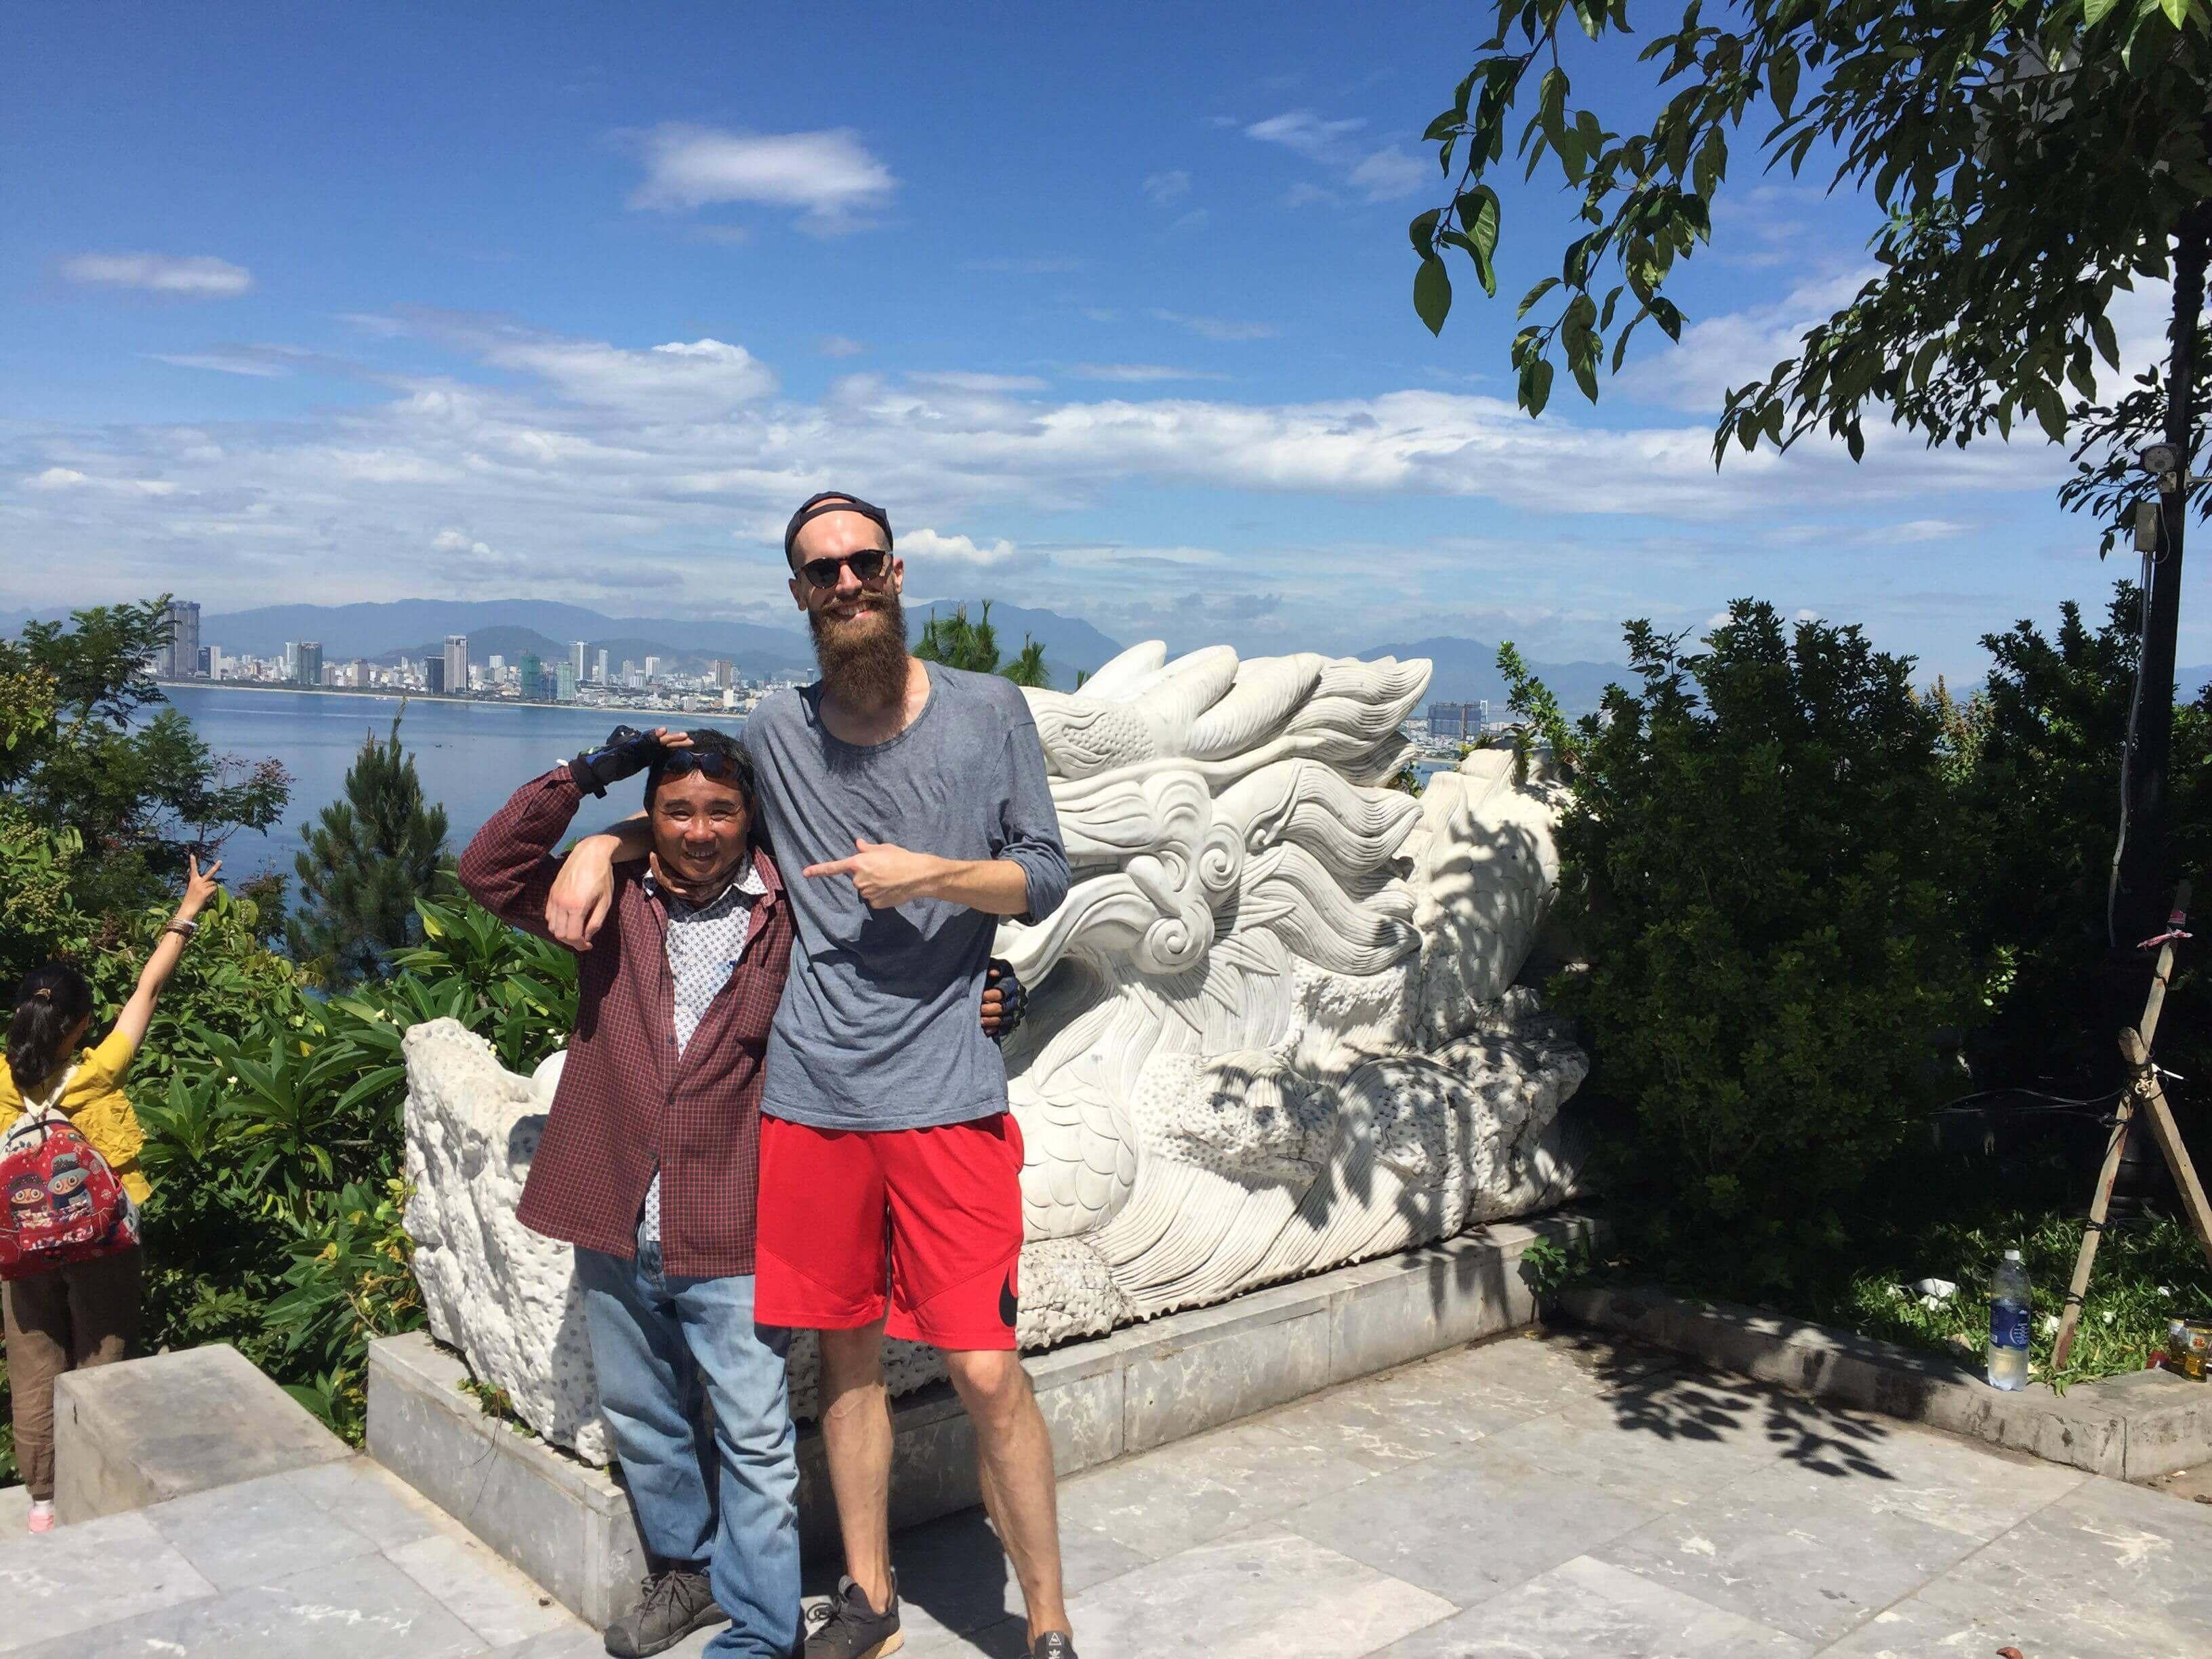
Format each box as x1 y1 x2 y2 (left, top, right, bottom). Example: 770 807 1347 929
1359 635 1629 714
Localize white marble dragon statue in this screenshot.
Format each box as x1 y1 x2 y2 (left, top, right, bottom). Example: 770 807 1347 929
403 642 1588 1462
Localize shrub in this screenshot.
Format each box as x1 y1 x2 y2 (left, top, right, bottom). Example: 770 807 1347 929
1960 584 2211 1099
1550 601 1986 1290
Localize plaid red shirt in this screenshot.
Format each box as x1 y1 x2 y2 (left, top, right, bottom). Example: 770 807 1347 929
456 769 792 1278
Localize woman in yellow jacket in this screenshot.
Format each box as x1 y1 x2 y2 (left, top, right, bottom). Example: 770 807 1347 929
3 855 222 1533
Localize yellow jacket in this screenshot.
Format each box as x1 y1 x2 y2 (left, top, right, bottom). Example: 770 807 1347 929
0 1026 151 1204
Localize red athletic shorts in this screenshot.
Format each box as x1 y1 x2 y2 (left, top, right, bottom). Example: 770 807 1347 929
754 1113 1025 1352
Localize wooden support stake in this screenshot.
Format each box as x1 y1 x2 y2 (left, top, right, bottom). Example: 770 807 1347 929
2049 880 2192 1374
2121 1027 2212 1265
2051 1090 2135 1372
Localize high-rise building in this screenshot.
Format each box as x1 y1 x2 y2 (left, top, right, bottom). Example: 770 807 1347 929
643 655 663 679
444 635 468 695
516 653 547 701
713 659 735 691
594 647 609 684
349 658 370 688
424 656 446 695
205 646 226 680
159 600 201 679
297 641 324 688
571 640 588 683
1427 701 1491 743
283 641 300 680
196 646 212 677
555 661 578 701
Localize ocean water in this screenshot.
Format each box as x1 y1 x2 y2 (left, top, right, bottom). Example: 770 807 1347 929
162 685 745 879
162 684 1448 882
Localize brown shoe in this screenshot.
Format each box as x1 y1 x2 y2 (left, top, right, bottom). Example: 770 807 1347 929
804 1573 902 1658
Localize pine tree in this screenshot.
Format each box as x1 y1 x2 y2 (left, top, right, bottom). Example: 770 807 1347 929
287 710 450 985
914 600 1054 687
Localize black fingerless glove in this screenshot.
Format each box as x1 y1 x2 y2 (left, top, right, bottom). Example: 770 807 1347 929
988 956 1027 1045
569 726 661 798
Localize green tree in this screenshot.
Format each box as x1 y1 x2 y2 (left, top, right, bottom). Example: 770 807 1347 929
288 712 452 985
1408 0 2212 1011
914 600 1055 688
0 598 290 987
1551 602 1983 1288
1960 585 2212 1094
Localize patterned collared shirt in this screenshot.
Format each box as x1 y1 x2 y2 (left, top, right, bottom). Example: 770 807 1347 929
638 857 768 1249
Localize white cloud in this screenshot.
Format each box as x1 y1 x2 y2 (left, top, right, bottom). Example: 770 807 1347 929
628 124 895 230
480 333 777 413
25 466 178 496
1149 308 1276 342
152 350 290 378
1246 111 1366 159
3 310 2083 659
900 528 1023 565
1143 169 1192 205
962 255 1086 274
818 335 867 358
1067 363 1231 383
1246 111 1422 204
907 371 1048 393
60 253 253 297
1345 146 1427 203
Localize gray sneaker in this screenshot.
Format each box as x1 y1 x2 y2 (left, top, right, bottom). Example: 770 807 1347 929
603 1567 727 1658
804 1573 902 1658
1031 1635 1079 1659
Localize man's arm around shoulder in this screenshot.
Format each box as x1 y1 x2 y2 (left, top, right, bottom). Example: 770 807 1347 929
457 770 588 943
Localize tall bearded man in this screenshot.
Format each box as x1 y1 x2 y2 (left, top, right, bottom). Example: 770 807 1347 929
556 492 1077 1659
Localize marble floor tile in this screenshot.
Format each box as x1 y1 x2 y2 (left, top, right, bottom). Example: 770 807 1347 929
1591 1470 1983 1645
1725 1419 2089 1542
12 1552 485 1659
1479 1397 1781 1509
141 1465 383 1591
1929 1474 2212 1648
1368 1554 1811 1658
0 1509 216 1652
278 1456 457 1553
488 1627 622 1659
1256 1357 1544 1471
388 1529 573 1647
1281 1441 1672 1605
1063 1526 1455 1659
1813 1570 2166 1659
1054 1416 1380 1560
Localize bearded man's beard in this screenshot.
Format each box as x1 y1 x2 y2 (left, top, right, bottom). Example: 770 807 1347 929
809 589 909 710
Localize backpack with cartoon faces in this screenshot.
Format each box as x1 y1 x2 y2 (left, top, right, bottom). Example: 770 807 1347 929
0 1067 138 1281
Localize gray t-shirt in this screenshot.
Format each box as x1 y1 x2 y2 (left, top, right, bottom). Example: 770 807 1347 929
743 662 1069 1132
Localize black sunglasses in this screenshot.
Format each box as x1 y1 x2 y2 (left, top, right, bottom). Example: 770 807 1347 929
653 748 745 783
796 548 892 589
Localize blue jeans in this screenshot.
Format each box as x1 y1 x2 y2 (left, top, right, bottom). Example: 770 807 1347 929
574 1244 800 1659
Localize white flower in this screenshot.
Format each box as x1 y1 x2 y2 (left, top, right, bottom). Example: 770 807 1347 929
2101 1311 2116 1325
2039 1314 2059 1336
2159 1286 2175 1298
1919 1294 1948 1313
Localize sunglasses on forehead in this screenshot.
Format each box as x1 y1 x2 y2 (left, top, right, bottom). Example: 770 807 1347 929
652 747 746 782
796 548 893 589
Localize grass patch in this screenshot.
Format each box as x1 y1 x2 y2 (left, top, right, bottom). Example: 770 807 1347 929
1587 1138 2212 1391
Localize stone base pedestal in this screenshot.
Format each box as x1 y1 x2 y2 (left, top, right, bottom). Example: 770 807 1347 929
54 1343 352 1524
368 1212 1599 1629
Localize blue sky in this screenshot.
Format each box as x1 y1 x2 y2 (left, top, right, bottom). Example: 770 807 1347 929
3 1 2199 679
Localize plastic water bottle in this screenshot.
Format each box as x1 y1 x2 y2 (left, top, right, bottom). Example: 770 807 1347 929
1988 1249 2031 1391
